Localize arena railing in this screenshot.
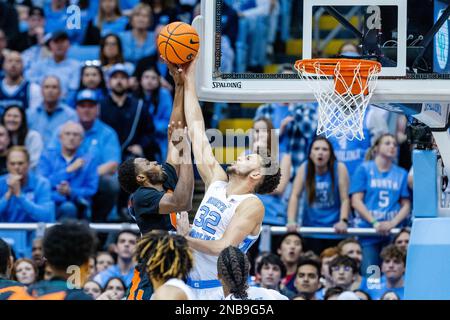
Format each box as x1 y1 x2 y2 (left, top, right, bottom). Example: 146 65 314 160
0 223 400 253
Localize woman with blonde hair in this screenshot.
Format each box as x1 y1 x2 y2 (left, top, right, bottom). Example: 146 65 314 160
350 133 411 272
119 3 156 64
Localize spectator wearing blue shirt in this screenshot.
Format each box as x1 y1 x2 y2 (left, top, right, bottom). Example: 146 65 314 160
245 117 291 226
25 31 81 102
0 51 43 112
363 245 405 300
135 65 172 162
59 89 121 222
337 238 366 291
350 134 411 271
119 4 156 64
27 76 77 145
44 0 89 45
287 137 350 255
94 230 137 288
39 121 99 220
328 255 358 292
0 146 55 222
67 63 108 108
145 0 179 30
2 105 43 171
100 34 135 77
95 0 129 38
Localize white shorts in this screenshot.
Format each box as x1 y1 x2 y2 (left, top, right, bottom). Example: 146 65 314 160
190 286 224 300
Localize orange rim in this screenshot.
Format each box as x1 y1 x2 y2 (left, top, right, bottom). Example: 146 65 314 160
295 58 381 75
295 58 382 95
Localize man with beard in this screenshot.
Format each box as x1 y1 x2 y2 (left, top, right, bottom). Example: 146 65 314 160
175 57 281 300
0 51 42 113
118 61 194 300
100 63 158 161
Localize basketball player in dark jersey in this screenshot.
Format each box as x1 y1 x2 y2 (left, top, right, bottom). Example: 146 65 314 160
118 62 194 300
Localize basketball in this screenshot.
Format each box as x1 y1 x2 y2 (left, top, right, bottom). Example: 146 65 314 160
157 22 200 65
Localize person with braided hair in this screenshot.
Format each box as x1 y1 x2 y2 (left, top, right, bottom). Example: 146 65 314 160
218 246 288 300
135 230 194 300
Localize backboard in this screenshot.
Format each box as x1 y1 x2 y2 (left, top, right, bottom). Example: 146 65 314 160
194 0 450 104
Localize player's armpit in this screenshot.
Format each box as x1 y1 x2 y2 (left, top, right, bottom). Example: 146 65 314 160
152 285 188 300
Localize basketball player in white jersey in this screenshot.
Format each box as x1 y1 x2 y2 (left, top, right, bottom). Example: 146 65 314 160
217 246 289 300
176 56 281 300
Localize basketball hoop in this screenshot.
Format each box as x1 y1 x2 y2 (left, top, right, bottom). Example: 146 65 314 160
294 58 382 141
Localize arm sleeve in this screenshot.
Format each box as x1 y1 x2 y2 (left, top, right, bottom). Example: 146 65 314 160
17 179 55 222
349 164 368 195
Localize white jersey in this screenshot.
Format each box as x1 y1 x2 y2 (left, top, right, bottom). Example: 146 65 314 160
224 287 289 300
150 278 195 300
187 181 261 287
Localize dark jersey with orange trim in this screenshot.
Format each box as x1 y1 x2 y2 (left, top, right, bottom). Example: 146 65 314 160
0 278 92 300
126 162 178 300
126 263 153 300
0 278 25 300
127 162 178 233
27 279 93 300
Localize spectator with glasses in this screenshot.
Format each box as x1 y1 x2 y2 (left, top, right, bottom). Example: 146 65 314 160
329 255 358 292
99 34 134 76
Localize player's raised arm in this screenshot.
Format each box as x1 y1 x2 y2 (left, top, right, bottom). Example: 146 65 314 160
165 62 186 173
182 57 227 188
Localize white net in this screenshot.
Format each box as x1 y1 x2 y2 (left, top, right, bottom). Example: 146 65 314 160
295 59 381 141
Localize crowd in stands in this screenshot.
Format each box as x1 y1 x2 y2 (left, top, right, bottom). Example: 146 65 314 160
0 0 416 300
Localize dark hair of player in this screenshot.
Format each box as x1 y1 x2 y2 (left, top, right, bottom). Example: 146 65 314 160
217 246 250 300
43 220 97 271
135 230 193 282
118 158 139 194
254 153 281 195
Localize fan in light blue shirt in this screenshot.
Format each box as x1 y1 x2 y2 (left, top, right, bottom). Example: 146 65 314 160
0 148 55 222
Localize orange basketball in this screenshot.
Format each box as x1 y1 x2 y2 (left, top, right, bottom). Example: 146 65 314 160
157 22 200 65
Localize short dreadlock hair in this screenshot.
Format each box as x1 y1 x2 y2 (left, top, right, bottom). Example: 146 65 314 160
254 153 281 195
217 246 250 300
43 220 97 272
118 157 139 194
135 230 193 282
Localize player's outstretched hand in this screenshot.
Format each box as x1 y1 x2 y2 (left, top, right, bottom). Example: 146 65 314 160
176 211 191 237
